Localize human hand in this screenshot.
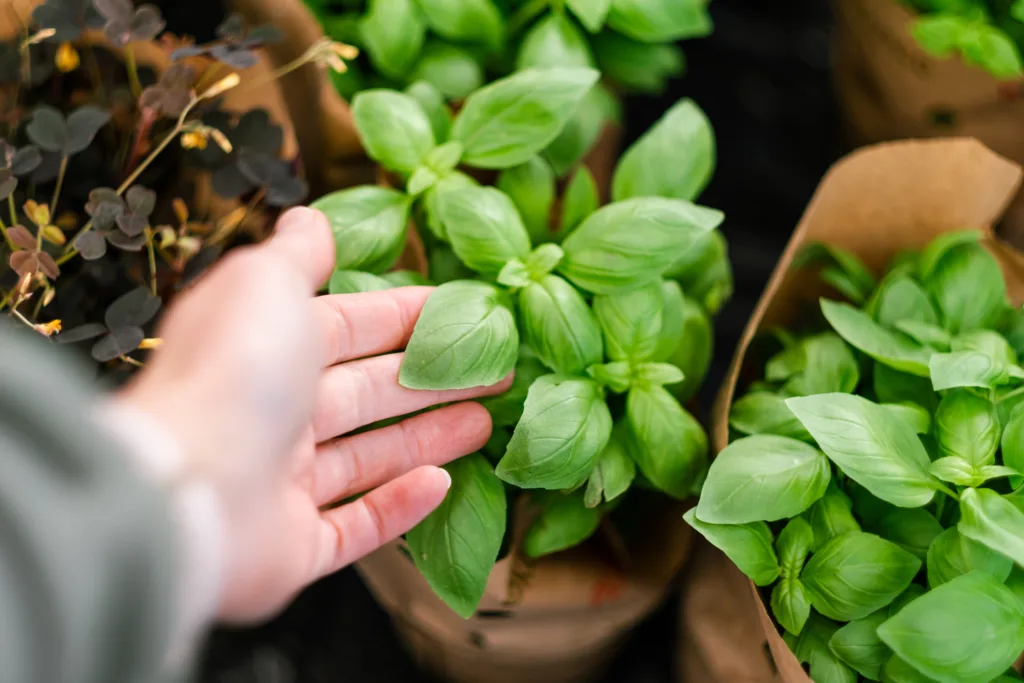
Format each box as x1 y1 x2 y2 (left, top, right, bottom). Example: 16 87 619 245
118 207 510 623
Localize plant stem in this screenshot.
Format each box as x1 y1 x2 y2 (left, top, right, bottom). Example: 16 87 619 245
230 43 324 100
145 227 157 295
119 354 144 368
9 304 36 331
50 155 67 217
31 290 45 318
124 44 142 98
8 194 16 227
0 216 14 251
508 0 549 35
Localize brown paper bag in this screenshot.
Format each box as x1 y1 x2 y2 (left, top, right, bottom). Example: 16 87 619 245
833 0 1024 242
357 497 693 683
704 137 1024 682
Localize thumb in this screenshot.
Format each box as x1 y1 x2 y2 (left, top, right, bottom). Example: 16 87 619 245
259 206 336 292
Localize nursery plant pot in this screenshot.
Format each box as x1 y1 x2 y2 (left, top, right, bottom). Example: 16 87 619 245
832 0 1024 245
356 498 693 683
701 137 1024 682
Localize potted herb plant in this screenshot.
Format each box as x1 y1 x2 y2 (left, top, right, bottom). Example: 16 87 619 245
0 1 356 373
684 137 1024 683
308 65 729 683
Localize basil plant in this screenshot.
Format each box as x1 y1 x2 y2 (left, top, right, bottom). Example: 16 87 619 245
313 66 730 618
688 230 1024 683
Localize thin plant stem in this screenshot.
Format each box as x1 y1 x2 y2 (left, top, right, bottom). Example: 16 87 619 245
9 304 36 331
50 155 67 216
84 45 107 102
230 43 325 100
0 216 14 251
8 194 16 226
0 291 9 314
119 354 144 368
31 289 45 318
124 44 142 98
145 227 157 295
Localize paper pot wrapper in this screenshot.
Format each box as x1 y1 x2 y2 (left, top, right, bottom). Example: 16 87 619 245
707 138 1024 682
357 499 693 683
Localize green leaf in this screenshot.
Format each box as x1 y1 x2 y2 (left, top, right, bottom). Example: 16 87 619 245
683 509 780 586
626 385 707 498
611 98 714 203
878 571 1024 683
451 67 599 169
407 166 440 196
772 578 812 636
405 80 451 143
479 350 548 426
926 526 1012 589
911 14 968 57
881 655 941 683
962 25 1024 79
952 329 1017 363
407 453 506 618
802 531 922 621
797 243 877 305
729 392 810 440
328 269 393 294
787 393 939 508
892 320 950 350
496 156 555 245
654 281 712 402
593 281 663 362
523 490 601 557
606 0 712 42
382 270 432 287
400 281 518 390
783 333 860 396
929 351 1010 391
360 0 426 78
929 456 979 486
584 426 636 506
1002 410 1024 479
517 13 594 70
497 375 612 489
695 434 830 524
410 41 484 101
559 166 599 237
352 90 436 174
424 142 464 175
567 0 612 32
874 362 937 412
916 229 983 281
559 197 723 294
632 362 684 388
807 481 862 552
881 402 931 435
428 243 474 283
586 361 632 393
959 487 1024 568
434 186 531 275
870 507 942 560
542 83 607 177
593 31 684 94
414 0 503 49
777 516 815 576
821 299 932 376
829 610 890 681
313 185 411 273
666 230 733 315
786 614 859 683
873 275 939 328
423 171 477 241
518 274 603 374
524 243 564 279
934 390 1000 467
924 241 1009 334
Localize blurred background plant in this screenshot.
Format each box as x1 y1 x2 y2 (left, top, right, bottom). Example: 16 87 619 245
902 0 1024 78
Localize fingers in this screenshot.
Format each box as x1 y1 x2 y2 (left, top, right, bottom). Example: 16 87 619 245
311 353 513 441
314 287 433 367
315 466 452 577
311 402 491 505
262 207 336 292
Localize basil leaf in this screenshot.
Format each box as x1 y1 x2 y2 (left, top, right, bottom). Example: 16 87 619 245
882 402 931 435
916 229 983 280
881 655 941 683
626 385 707 498
423 171 477 241
428 243 474 284
654 282 712 403
352 90 436 174
783 333 860 396
787 393 939 508
382 270 432 287
497 375 612 489
519 274 603 374
695 434 830 524
414 0 503 49
1002 410 1024 479
924 241 1009 334
872 274 939 328
952 329 1017 365
593 31 684 94
400 281 518 390
313 186 411 273
405 80 451 143
328 269 393 294
584 426 635 507
410 41 484 101
559 197 723 294
606 0 712 42
632 362 684 388
517 13 594 70
567 0 611 32
558 166 598 238
729 392 810 441
926 526 1012 589
807 481 862 552
797 243 877 304
542 83 607 177
829 610 890 681
611 98 714 203
802 531 921 621
777 517 815 576
878 571 1024 683
406 453 506 618
665 229 733 315
929 456 979 486
593 281 663 362
958 487 1024 568
874 362 937 412
893 320 951 350
822 299 932 377
479 349 548 426
496 156 555 244
683 509 780 586
587 361 632 393
523 490 601 558
451 67 599 169
870 507 942 560
360 0 426 79
772 578 812 636
434 186 531 275
934 389 1000 467
786 614 859 683
929 351 1010 391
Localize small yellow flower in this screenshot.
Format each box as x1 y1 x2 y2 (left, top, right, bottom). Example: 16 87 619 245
208 127 232 153
138 338 164 350
23 200 50 229
34 319 62 336
180 130 208 150
21 29 56 49
332 42 359 60
199 73 241 100
55 42 80 72
42 287 55 307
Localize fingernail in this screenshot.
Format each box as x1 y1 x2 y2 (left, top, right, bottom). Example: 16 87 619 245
276 206 323 234
438 467 452 490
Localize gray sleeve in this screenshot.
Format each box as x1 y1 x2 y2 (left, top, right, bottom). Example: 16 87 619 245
0 324 181 683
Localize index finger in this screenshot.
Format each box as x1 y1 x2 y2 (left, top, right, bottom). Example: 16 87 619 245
315 286 433 366
263 207 336 292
